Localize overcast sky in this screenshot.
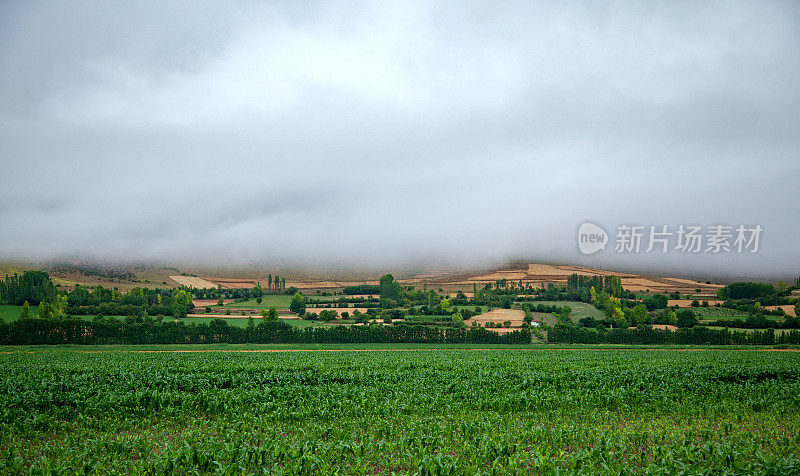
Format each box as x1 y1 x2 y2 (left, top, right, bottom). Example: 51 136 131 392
0 1 798 278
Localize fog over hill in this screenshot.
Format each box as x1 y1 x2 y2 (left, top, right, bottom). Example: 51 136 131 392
1 1 798 278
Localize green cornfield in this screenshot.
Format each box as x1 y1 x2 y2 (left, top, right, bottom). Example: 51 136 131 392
1 346 799 474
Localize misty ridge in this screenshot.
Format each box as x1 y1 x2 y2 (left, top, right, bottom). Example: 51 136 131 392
0 1 798 279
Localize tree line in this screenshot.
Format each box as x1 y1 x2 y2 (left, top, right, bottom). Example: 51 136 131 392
0 319 531 345
342 284 380 295
0 271 57 305
547 322 800 346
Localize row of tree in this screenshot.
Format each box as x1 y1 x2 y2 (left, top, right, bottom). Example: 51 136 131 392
0 271 57 305
566 274 624 299
66 287 194 318
342 284 380 295
0 319 531 345
267 274 286 293
717 282 776 300
547 323 800 345
705 315 800 329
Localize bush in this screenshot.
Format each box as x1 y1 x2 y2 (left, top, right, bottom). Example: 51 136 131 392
676 309 698 328
717 282 777 300
289 293 306 316
341 285 380 295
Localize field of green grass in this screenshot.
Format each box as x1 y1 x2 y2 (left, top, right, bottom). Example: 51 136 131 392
0 304 37 322
2 347 799 473
213 295 294 309
692 307 753 318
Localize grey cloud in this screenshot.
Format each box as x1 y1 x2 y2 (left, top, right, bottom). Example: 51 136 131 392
0 0 798 279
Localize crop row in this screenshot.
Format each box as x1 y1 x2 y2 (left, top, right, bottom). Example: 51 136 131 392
1 349 799 473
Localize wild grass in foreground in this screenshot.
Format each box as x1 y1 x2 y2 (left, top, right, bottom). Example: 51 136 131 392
0 348 799 474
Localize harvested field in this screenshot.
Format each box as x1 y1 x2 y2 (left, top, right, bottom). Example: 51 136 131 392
439 263 722 295
668 299 724 307
193 299 234 307
652 324 678 331
294 280 381 290
765 305 797 317
620 277 670 292
621 276 720 293
304 307 372 315
661 276 715 286
527 264 621 277
169 276 218 288
292 281 344 289
467 271 528 281
186 314 297 319
464 309 525 329
474 327 521 334
161 263 727 298
206 277 261 289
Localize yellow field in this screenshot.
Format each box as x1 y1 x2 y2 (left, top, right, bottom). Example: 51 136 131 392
169 276 219 288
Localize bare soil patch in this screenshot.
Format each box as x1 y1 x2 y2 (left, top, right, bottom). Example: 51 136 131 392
170 276 219 288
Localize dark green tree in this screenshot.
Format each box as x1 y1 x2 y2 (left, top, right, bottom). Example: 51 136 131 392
251 285 263 302
20 301 30 320
379 274 402 301
676 309 698 328
289 293 306 316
